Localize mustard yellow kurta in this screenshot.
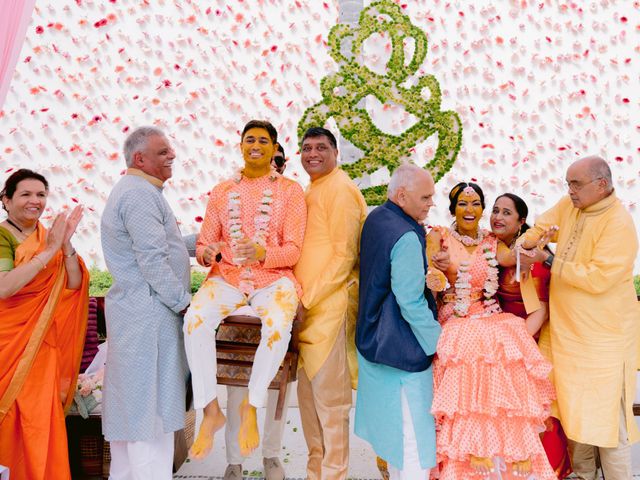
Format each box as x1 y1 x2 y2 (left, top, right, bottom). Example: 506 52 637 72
524 193 639 447
294 168 367 382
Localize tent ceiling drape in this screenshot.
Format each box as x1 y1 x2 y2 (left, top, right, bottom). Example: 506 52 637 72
0 0 37 109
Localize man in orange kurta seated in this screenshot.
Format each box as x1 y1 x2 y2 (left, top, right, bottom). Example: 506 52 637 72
183 120 306 461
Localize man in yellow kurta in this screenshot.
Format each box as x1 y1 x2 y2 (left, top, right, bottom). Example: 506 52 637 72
522 155 639 480
294 127 367 480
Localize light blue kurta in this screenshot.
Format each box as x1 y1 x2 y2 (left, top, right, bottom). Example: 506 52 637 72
101 174 191 441
355 231 441 470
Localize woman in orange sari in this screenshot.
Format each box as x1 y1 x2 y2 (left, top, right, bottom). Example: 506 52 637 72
0 169 89 480
491 193 572 479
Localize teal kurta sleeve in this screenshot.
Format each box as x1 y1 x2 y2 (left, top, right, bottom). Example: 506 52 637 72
390 231 441 356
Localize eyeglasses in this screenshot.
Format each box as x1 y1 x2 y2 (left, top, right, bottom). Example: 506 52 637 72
566 178 601 192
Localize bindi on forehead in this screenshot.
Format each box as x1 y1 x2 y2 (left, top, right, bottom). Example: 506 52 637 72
458 192 481 203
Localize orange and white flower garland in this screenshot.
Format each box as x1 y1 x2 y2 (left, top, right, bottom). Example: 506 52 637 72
478 247 501 317
228 189 273 295
453 239 501 318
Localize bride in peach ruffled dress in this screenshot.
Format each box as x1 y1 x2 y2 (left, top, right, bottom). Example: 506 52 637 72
427 182 556 480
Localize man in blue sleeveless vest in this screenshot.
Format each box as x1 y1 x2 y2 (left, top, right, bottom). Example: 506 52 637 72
354 163 442 480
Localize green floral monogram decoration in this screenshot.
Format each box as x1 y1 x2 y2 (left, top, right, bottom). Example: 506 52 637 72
297 0 462 205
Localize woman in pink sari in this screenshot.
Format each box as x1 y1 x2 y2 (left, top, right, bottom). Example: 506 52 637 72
428 182 556 480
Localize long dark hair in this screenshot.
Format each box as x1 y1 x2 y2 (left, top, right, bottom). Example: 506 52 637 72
1 169 49 212
448 181 485 215
494 192 554 254
494 192 530 236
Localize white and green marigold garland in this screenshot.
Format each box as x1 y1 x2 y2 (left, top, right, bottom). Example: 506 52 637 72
297 0 463 205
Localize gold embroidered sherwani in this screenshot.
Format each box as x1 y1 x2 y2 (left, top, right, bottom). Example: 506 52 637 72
294 167 367 480
523 193 639 448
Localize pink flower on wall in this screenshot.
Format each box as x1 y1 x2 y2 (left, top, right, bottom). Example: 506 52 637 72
0 0 637 269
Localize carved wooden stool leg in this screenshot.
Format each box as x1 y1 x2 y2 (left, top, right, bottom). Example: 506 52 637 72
275 355 291 421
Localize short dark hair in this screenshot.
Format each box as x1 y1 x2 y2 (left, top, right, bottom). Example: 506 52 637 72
1 169 49 209
302 127 337 149
241 120 277 144
273 144 286 168
448 181 485 215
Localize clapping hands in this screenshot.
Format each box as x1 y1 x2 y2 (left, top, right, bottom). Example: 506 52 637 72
45 205 84 254
64 205 83 245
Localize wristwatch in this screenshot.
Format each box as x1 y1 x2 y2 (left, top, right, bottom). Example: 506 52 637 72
543 253 554 269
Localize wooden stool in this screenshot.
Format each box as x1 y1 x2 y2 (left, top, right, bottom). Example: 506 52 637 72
216 315 298 420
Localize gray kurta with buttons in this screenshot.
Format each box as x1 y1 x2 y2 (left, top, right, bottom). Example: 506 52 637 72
101 174 191 441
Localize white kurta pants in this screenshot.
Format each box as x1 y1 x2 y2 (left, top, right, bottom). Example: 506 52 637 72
388 389 430 480
184 276 297 409
109 415 174 480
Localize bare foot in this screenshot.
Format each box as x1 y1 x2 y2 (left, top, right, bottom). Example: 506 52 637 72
470 455 494 476
189 399 226 460
376 456 390 480
512 459 532 477
238 395 260 456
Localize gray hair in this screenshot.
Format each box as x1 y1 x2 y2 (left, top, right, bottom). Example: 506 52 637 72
388 163 427 197
586 155 613 192
123 126 165 167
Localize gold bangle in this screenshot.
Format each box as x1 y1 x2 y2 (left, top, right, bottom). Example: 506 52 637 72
64 249 77 258
32 256 46 270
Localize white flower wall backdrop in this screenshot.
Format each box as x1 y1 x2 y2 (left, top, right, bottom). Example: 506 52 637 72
0 0 638 270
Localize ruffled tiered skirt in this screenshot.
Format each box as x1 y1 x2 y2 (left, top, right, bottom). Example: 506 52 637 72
432 305 556 480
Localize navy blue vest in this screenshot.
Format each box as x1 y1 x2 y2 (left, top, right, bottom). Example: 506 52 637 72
356 200 438 372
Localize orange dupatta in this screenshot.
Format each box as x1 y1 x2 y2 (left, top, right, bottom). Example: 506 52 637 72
0 222 89 421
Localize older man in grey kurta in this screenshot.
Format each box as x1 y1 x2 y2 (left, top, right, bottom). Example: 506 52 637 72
101 127 191 480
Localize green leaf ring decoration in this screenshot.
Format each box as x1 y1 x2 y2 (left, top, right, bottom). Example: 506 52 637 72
298 0 463 205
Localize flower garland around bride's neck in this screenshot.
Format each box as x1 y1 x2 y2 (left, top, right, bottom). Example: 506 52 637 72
453 236 501 318
450 221 485 247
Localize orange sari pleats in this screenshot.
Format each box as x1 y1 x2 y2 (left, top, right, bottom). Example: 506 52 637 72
0 223 89 480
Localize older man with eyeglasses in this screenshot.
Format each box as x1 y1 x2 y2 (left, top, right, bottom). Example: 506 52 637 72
521 155 639 480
